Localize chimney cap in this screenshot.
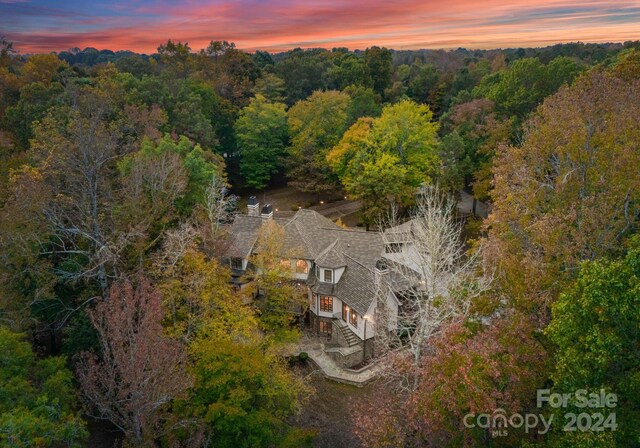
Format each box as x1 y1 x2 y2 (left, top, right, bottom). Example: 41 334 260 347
248 196 258 206
261 203 273 215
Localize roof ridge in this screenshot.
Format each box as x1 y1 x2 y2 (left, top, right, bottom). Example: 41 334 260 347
294 219 315 256
316 239 339 258
319 226 381 234
343 252 374 273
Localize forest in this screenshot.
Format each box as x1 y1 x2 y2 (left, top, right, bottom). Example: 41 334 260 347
0 36 639 447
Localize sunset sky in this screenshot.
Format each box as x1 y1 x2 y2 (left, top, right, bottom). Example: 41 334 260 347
1 0 640 54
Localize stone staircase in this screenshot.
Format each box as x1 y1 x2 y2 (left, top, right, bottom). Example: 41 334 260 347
335 319 360 347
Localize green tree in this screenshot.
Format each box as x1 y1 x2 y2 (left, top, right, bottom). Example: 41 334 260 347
235 95 288 189
287 90 351 195
157 40 192 77
253 73 286 102
328 52 371 90
344 84 381 123
167 250 311 447
185 332 311 448
406 63 439 104
364 46 392 97
327 100 440 226
275 48 332 105
5 81 64 149
474 56 583 120
0 327 87 447
546 241 640 446
119 134 224 221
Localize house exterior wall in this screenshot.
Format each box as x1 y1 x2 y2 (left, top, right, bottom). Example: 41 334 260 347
312 293 342 319
383 290 399 331
309 311 333 339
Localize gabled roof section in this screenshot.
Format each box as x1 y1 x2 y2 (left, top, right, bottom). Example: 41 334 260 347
225 214 292 258
315 240 346 268
383 219 414 243
225 215 263 258
283 209 342 259
336 254 377 315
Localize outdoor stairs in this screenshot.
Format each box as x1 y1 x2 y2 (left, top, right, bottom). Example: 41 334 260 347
335 319 360 347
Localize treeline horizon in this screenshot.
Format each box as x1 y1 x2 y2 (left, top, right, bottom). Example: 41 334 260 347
13 40 640 59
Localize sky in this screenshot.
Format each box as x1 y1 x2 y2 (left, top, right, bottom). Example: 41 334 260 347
1 0 640 54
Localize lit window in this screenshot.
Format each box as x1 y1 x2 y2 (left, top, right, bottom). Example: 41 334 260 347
320 296 333 312
231 258 243 270
296 259 308 273
349 310 358 328
280 259 291 270
319 321 332 334
324 269 333 283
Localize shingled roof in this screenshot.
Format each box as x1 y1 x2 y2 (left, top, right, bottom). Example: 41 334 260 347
335 255 378 315
315 240 347 268
226 208 387 315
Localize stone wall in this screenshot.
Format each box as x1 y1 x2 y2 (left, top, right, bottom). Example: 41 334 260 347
326 346 364 368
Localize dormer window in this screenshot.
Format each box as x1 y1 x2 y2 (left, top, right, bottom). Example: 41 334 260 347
324 269 333 283
231 258 243 270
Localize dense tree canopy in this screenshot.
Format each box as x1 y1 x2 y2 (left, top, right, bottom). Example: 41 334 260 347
327 100 440 226
1 37 640 447
287 90 351 194
235 95 288 189
0 327 87 447
546 240 640 447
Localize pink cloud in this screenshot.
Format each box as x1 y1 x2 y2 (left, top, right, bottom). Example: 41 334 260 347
3 0 640 53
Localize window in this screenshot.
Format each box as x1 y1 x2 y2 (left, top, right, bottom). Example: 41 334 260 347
310 293 316 310
296 259 308 274
385 242 403 253
315 266 320 278
349 310 358 327
319 320 332 335
324 269 333 283
231 258 243 270
280 259 291 270
320 295 333 312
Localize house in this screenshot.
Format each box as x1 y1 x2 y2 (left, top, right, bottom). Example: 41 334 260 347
224 196 403 368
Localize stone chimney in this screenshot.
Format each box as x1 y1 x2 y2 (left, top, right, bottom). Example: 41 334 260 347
247 196 259 216
374 258 389 284
261 203 273 219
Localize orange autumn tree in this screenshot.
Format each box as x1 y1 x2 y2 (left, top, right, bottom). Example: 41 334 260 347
486 68 640 314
